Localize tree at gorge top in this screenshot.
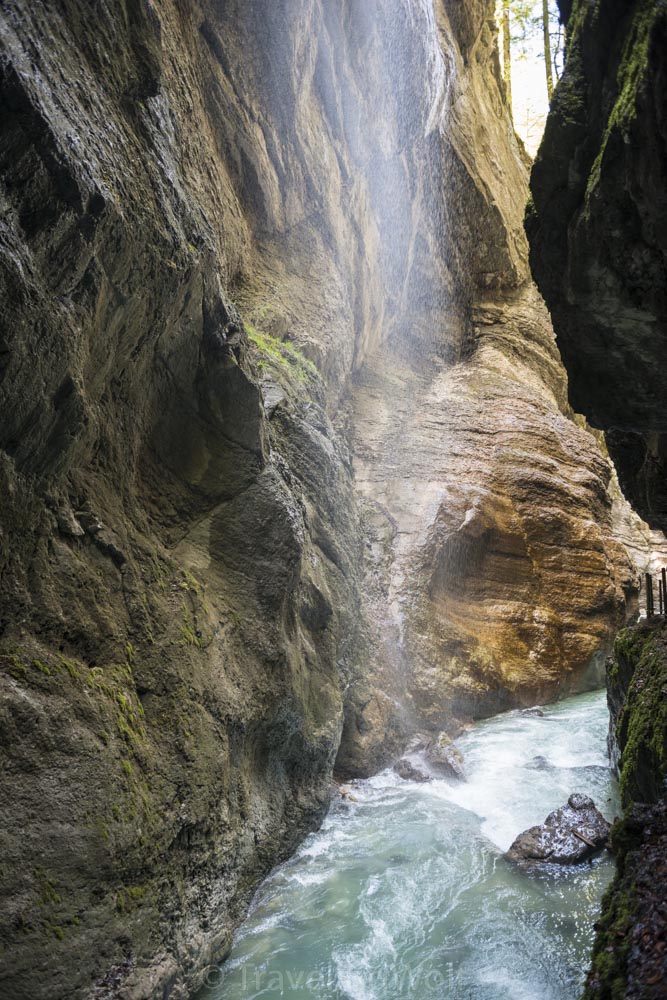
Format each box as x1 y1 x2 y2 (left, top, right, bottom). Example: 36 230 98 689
497 0 564 143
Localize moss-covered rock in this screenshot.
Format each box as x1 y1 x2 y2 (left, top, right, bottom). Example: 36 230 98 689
610 623 667 807
583 622 667 997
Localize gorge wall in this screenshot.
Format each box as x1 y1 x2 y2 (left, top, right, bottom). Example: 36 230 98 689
527 0 667 532
528 1 667 996
0 0 640 996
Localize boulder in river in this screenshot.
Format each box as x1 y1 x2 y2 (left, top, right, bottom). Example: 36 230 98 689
506 794 610 867
526 754 553 771
393 758 431 783
424 733 465 781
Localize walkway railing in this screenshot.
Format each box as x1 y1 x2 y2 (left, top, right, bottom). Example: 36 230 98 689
643 567 667 617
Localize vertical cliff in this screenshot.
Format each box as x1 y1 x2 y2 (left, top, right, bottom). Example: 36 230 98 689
527 0 667 531
583 624 667 997
0 0 640 995
527 2 667 996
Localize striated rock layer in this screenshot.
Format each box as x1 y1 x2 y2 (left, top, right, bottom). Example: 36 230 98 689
346 0 637 751
0 0 639 995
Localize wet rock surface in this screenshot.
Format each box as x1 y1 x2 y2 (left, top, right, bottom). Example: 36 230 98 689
529 0 667 990
506 794 610 866
424 734 466 781
526 754 553 771
349 1 638 734
393 758 432 783
585 797 667 1000
581 609 667 996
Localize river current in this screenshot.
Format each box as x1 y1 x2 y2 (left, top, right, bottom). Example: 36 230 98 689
199 690 618 1000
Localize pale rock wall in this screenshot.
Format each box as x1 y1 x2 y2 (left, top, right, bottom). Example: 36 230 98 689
345 1 637 750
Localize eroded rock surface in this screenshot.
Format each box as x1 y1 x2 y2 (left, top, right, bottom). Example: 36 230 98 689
583 623 667 997
506 794 611 867
349 2 637 735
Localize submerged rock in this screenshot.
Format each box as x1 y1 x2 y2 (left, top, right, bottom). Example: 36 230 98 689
506 794 610 867
393 758 431 783
424 733 466 782
526 754 553 771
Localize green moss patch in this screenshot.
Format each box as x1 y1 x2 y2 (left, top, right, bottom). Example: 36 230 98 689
584 842 636 998
576 0 658 197
585 622 667 996
246 325 319 388
613 625 667 807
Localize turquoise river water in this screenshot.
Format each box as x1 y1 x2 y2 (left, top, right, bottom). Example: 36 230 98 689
198 690 619 1000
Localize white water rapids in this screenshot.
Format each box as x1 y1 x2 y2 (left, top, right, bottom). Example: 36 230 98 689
199 690 618 1000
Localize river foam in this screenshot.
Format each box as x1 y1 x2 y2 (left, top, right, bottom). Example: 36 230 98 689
198 690 618 1000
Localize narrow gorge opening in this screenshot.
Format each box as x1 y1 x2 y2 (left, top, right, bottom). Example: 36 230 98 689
0 1 665 999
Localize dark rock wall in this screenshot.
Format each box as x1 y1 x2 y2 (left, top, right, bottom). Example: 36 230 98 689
584 623 667 997
0 2 365 996
527 0 667 530
527 3 667 996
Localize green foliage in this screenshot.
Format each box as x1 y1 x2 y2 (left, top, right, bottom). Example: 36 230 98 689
180 623 201 648
30 869 69 943
36 870 62 908
497 0 564 87
246 325 318 387
179 569 200 593
57 655 78 679
0 652 27 680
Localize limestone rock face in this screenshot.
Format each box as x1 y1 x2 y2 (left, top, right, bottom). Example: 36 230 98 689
348 1 637 736
506 793 611 867
527 0 667 531
0 3 366 997
0 0 641 996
